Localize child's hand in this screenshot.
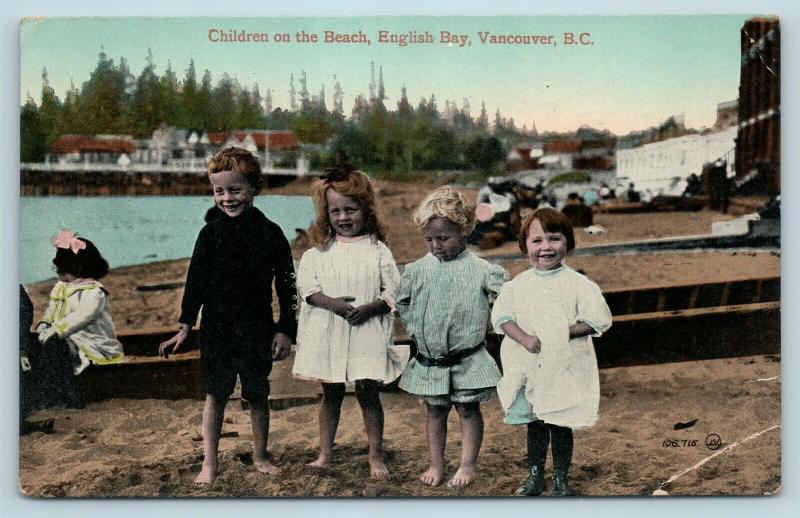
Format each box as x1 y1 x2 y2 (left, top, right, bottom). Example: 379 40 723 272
158 325 189 358
272 332 292 361
35 322 50 334
499 320 541 354
329 296 356 319
346 302 379 326
37 326 57 344
521 334 542 354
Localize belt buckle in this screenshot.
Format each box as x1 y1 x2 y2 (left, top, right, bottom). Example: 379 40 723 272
432 356 449 367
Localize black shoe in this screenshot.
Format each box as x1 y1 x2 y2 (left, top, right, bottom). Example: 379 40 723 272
516 465 546 496
551 468 569 496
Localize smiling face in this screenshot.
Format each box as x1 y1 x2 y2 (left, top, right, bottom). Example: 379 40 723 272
422 217 466 262
209 169 256 218
525 219 568 271
326 188 366 238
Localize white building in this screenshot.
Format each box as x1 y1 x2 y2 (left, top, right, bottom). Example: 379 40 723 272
615 126 736 196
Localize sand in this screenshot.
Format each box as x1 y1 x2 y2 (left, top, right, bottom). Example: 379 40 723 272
19 354 780 497
19 179 781 497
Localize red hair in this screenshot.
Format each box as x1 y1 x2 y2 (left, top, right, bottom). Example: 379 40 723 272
308 170 387 249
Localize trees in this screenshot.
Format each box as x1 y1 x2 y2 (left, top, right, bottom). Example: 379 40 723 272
21 55 529 174
20 98 47 162
79 49 126 135
464 134 505 174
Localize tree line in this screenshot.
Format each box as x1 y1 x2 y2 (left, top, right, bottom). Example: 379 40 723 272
20 50 611 175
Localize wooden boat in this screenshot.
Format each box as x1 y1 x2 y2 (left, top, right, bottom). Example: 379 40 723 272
80 276 780 402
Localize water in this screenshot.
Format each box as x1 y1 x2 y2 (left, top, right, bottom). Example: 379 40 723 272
20 196 315 284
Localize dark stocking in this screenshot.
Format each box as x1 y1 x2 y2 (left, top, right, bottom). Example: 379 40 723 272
548 424 573 471
526 420 550 467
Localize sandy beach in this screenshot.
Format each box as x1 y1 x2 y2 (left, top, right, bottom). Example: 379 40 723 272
20 179 781 497
19 354 780 497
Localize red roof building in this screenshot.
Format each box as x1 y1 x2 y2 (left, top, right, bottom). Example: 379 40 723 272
48 135 136 155
207 131 299 152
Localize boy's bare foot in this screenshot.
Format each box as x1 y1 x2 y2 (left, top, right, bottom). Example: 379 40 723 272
368 457 389 479
308 453 332 468
420 465 445 486
448 466 476 487
194 462 217 486
254 457 280 475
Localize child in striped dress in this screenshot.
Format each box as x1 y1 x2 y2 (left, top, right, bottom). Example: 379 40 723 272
397 186 508 487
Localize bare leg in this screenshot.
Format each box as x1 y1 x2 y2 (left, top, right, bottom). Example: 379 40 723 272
421 403 449 486
250 401 279 475
448 402 483 487
355 380 387 479
195 394 226 485
309 382 345 468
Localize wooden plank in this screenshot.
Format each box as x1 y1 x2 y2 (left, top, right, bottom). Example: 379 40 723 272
688 285 699 309
595 303 780 368
86 302 780 402
611 301 780 323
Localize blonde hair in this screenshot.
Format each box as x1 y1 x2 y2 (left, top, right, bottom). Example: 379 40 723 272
413 186 474 234
308 170 387 249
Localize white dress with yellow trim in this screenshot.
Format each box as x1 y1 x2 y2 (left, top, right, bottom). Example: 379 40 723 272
40 279 125 374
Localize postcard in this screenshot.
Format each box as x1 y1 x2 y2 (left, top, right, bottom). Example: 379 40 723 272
18 15 780 498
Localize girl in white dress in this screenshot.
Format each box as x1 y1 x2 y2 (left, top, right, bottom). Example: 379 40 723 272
293 164 408 479
492 208 612 497
35 230 124 409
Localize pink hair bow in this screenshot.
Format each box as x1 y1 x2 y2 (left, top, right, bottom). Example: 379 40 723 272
51 229 86 254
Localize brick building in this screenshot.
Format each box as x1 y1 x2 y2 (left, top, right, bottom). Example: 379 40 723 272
735 17 780 194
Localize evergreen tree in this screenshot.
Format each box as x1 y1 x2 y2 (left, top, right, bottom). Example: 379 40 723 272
352 94 369 123
334 121 376 168
61 80 80 134
333 77 344 116
129 48 163 136
38 68 62 145
210 73 237 131
369 62 376 101
79 48 126 134
252 84 265 117
317 84 326 111
159 60 181 126
396 86 413 121
196 69 214 130
289 73 297 111
118 56 136 105
265 88 273 114
493 109 503 133
476 101 489 132
298 70 309 110
20 98 47 162
181 60 199 129
235 87 264 129
378 65 386 102
465 134 505 174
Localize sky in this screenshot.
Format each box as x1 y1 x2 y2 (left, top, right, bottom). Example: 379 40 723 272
19 15 754 135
